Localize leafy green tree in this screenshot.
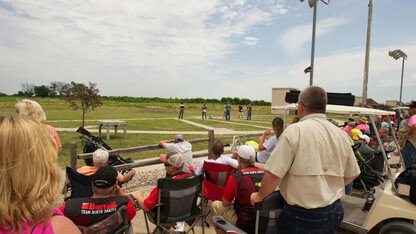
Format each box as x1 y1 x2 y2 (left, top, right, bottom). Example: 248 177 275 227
34 85 51 98
65 82 102 127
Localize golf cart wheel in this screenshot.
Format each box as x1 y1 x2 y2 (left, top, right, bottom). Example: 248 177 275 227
380 220 416 234
361 191 374 199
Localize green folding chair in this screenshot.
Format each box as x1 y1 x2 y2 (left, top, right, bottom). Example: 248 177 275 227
143 174 205 234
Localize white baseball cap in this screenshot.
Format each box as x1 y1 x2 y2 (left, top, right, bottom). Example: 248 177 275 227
358 134 370 144
237 145 256 160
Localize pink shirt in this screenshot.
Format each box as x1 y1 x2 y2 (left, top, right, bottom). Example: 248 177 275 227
356 124 369 132
342 125 351 135
45 125 62 151
1 208 62 234
408 115 416 127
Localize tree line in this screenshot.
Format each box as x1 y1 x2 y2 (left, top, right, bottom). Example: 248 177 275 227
4 81 270 106
103 96 270 106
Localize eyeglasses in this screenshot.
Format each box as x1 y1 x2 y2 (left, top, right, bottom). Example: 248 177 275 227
164 163 171 167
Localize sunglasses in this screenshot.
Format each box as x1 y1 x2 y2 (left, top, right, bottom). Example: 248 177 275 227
16 109 20 113
164 163 171 167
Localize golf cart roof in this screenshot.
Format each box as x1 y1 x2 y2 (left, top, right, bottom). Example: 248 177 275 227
392 106 409 110
272 104 395 116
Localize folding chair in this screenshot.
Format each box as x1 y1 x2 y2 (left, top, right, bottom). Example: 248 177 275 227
212 190 284 234
77 205 133 234
143 174 205 234
64 166 93 201
202 162 237 201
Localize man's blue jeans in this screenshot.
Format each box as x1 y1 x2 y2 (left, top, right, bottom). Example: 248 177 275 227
402 140 416 169
277 199 344 234
225 111 230 120
178 110 184 119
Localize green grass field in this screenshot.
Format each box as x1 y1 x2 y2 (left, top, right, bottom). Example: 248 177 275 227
1 97 287 169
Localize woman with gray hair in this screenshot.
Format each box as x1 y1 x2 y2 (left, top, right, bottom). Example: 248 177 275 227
77 149 136 186
15 99 62 155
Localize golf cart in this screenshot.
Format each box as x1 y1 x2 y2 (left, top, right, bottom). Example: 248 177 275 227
273 104 416 234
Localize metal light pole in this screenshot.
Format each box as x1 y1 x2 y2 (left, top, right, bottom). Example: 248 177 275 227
388 49 407 106
300 0 330 86
361 0 373 107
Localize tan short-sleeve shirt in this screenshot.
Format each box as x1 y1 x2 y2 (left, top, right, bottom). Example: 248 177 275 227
265 113 360 209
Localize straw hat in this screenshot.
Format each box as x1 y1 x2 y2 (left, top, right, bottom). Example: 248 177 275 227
359 116 368 124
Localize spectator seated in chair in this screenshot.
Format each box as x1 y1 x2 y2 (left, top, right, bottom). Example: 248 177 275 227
195 139 238 201
159 134 194 172
130 152 195 233
256 117 284 163
211 145 265 234
195 139 238 175
60 166 137 227
76 149 135 196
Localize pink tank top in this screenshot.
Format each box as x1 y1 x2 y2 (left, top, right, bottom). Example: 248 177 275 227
0 208 63 234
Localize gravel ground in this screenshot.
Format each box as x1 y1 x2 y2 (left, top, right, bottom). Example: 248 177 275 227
122 167 167 194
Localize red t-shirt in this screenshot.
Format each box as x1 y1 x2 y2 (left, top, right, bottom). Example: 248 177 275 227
59 195 136 226
143 172 194 210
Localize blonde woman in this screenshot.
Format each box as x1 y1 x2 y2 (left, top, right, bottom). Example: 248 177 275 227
0 116 80 233
15 99 62 155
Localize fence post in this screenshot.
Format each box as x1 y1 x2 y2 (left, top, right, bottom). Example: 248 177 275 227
208 130 214 159
69 142 77 169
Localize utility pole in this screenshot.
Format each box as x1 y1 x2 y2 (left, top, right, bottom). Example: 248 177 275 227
362 0 373 107
309 0 318 86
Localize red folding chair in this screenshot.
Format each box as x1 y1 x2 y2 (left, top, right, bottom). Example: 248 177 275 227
202 161 237 201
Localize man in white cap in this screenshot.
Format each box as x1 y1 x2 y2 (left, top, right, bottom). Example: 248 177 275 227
211 145 264 233
159 134 194 171
345 134 372 195
357 134 370 145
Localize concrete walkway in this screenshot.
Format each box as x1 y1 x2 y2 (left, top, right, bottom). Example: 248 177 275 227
54 117 266 135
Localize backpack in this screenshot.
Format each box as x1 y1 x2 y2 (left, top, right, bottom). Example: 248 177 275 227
395 165 416 204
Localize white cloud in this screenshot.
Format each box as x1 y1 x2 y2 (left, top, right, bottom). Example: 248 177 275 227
0 0 279 95
278 17 350 55
242 36 259 45
1 0 415 105
271 4 288 15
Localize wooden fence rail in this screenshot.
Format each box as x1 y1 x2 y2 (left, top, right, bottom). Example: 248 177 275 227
69 129 263 170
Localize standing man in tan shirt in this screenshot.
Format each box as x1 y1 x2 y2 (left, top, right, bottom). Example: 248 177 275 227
251 86 360 233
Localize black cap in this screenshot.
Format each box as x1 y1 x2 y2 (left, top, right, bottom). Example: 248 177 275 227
92 166 118 188
407 100 416 109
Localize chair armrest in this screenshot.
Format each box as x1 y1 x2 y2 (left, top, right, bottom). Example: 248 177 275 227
211 216 247 234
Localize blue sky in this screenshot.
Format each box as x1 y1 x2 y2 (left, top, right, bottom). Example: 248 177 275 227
0 0 415 104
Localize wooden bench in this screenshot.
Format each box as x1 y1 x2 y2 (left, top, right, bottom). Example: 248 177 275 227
98 120 127 140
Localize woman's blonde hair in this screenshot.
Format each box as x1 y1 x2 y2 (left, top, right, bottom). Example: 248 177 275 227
0 116 61 233
15 99 47 123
